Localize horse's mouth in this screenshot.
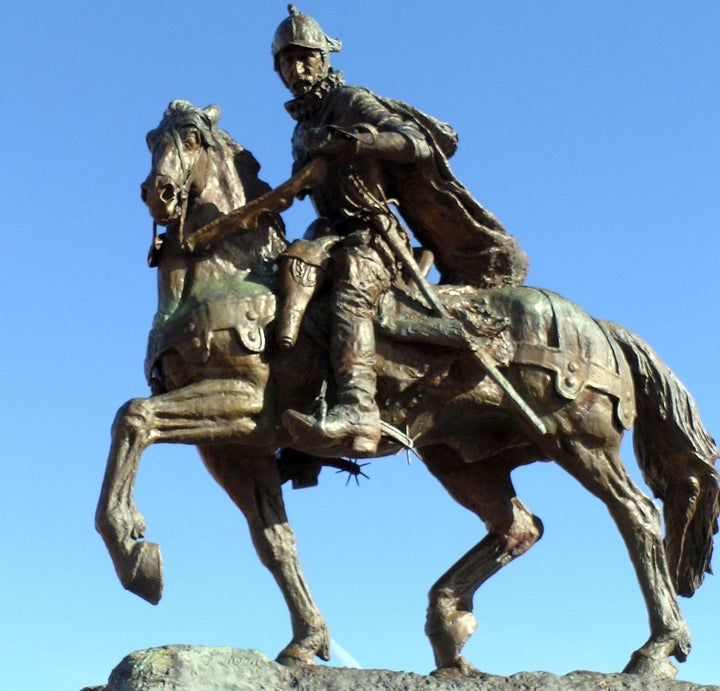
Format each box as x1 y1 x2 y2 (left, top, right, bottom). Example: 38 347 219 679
154 213 173 226
146 201 180 227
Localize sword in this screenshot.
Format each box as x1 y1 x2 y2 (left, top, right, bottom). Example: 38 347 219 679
344 170 548 436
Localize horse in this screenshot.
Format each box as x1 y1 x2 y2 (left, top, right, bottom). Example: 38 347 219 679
95 99 719 679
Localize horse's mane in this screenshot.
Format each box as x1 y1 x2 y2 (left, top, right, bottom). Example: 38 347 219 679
159 99 272 203
213 125 273 203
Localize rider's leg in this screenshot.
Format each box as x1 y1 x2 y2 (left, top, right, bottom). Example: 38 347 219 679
320 240 392 454
283 236 391 455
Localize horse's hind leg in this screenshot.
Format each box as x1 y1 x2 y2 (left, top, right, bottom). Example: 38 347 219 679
551 405 690 678
420 444 544 677
200 446 330 666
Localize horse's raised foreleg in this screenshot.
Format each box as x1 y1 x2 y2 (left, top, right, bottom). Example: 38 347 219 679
200 445 330 665
95 396 162 603
95 379 268 605
419 445 543 677
552 400 690 678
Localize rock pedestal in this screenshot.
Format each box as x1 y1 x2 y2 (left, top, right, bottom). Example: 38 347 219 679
83 646 719 691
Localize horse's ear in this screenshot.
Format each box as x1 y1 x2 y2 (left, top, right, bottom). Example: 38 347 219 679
203 104 222 126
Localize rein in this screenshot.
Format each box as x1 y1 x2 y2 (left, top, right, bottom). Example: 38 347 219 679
171 127 191 249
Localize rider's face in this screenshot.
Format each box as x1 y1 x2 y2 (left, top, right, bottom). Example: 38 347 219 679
278 47 327 97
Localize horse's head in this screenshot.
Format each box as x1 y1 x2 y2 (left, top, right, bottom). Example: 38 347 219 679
141 99 286 277
141 100 224 227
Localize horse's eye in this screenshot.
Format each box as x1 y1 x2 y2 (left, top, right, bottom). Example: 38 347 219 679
183 127 200 147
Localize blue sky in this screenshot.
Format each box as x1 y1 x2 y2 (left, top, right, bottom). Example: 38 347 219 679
1 2 719 689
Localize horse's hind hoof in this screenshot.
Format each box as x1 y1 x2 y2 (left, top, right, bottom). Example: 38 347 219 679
120 541 164 605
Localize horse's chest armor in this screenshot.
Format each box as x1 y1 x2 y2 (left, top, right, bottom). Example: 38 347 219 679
147 292 276 369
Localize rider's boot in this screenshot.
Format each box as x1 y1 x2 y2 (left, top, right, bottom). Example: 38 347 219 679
284 317 381 456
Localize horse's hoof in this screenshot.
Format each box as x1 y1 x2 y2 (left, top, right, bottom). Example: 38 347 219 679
275 651 314 667
275 627 331 666
623 650 678 678
431 658 485 678
275 643 318 667
120 541 163 605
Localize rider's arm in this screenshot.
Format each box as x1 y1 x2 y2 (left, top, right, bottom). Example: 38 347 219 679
344 123 432 163
305 90 432 163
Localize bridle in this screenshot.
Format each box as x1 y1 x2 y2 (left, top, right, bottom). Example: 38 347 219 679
149 124 209 265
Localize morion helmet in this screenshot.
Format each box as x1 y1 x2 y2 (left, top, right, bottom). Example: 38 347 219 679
272 4 342 64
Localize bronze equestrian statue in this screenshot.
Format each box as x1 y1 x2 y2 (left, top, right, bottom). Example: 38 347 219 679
95 6 718 680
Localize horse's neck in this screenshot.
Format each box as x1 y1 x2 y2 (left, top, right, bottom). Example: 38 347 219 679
185 153 246 232
154 243 190 324
154 153 277 324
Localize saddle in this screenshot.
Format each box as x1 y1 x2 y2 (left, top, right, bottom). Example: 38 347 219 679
276 242 635 435
276 237 509 353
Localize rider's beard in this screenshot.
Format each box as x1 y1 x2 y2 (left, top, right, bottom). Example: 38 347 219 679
285 70 345 121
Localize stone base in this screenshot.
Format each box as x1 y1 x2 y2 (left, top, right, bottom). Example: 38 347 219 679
83 645 719 691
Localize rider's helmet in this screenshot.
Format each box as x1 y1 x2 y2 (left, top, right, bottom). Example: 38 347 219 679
272 4 342 67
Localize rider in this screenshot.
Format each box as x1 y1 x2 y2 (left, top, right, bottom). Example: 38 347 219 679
274 5 528 456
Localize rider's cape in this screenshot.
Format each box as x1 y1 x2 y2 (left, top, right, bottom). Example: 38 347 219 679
376 94 528 289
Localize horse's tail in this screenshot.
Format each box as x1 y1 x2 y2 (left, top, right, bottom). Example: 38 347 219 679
600 320 719 596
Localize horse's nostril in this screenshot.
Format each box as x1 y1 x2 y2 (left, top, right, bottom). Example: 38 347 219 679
140 185 148 202
159 184 175 203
